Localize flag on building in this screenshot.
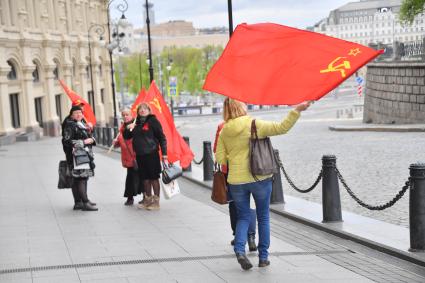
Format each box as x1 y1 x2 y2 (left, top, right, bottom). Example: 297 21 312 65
143 81 194 168
59 79 96 125
203 23 383 105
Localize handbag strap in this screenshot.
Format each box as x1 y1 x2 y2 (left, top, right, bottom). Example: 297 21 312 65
251 119 258 140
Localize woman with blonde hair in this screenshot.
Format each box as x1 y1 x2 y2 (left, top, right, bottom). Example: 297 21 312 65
123 103 167 210
215 98 310 270
113 108 144 205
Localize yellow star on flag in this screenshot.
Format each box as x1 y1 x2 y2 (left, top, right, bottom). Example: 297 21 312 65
348 48 361 56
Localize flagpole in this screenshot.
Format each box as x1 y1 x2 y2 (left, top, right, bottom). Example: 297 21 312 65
145 0 154 82
227 0 233 37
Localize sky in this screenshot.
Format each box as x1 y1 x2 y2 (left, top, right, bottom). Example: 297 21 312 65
109 0 351 30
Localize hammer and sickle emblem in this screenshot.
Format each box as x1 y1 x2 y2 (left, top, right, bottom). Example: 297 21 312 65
149 98 162 114
320 57 351 78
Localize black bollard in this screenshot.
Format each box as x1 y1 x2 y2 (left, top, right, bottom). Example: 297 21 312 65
203 141 214 181
183 136 192 172
322 155 343 223
409 163 425 252
106 127 113 146
102 127 108 145
270 149 284 204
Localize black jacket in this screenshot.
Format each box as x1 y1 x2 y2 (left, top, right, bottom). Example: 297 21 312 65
123 114 167 156
62 119 96 166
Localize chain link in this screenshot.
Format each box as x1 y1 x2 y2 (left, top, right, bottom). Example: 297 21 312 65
275 153 322 193
193 157 204 165
335 167 410 211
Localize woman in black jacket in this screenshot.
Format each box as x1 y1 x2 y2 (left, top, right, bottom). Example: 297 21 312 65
62 105 97 211
124 102 167 210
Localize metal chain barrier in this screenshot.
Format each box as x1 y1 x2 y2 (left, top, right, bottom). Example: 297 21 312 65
275 154 323 193
335 167 410 211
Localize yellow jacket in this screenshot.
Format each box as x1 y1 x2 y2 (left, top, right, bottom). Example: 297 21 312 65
215 110 300 185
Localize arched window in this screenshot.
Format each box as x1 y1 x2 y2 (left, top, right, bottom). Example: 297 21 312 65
7 60 17 80
32 60 40 82
53 60 60 80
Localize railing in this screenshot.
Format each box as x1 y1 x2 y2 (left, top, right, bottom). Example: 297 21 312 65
185 136 425 252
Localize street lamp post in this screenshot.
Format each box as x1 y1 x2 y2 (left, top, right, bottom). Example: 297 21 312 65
107 0 128 127
87 24 106 116
166 64 174 118
144 0 154 82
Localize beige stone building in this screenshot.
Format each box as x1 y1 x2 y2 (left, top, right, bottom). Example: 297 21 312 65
129 21 228 54
0 0 114 144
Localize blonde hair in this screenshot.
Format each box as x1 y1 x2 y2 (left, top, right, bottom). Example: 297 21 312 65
223 98 247 122
136 102 152 115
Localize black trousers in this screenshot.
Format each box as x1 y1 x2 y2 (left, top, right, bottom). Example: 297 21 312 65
71 178 88 203
124 168 144 198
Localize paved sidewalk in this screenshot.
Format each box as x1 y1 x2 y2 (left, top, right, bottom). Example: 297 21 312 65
0 138 424 282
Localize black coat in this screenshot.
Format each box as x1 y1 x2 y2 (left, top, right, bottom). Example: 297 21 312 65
62 119 95 166
123 114 167 156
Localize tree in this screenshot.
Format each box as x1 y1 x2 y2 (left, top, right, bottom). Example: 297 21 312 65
400 0 425 23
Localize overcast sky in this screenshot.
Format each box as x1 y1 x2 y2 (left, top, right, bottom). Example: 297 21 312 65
109 0 350 29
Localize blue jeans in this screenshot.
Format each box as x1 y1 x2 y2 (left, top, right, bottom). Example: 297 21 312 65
229 178 272 260
228 199 256 237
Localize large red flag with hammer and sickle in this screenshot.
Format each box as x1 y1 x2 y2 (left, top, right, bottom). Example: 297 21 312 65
130 87 147 118
143 81 194 168
59 79 97 125
203 23 383 105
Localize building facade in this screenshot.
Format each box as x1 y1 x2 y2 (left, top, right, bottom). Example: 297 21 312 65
0 0 115 144
313 0 425 46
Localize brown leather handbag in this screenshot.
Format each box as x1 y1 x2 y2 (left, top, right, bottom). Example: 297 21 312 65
249 119 278 176
211 163 228 204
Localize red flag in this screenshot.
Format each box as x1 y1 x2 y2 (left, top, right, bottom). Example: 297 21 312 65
130 87 147 118
143 81 194 168
203 23 383 105
59 80 97 125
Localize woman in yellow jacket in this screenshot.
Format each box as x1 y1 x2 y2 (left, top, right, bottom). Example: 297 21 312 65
215 98 310 270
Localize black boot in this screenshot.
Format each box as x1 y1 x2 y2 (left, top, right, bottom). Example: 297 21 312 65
236 253 253 270
248 234 257 252
82 202 98 211
73 201 83 210
87 200 96 206
258 259 270 267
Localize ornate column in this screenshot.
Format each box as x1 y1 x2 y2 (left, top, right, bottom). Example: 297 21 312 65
43 64 60 136
0 67 14 138
21 66 42 138
91 46 105 124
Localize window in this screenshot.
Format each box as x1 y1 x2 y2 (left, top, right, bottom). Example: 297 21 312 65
88 91 95 114
86 65 90 79
34 97 43 128
53 64 59 80
9 93 20 128
55 94 62 120
32 61 40 82
7 60 17 80
99 64 102 77
100 88 104 104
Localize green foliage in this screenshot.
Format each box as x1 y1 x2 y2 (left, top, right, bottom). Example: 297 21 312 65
400 0 425 24
114 45 223 96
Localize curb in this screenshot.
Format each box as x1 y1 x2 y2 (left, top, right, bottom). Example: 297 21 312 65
329 125 425 132
181 173 425 267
